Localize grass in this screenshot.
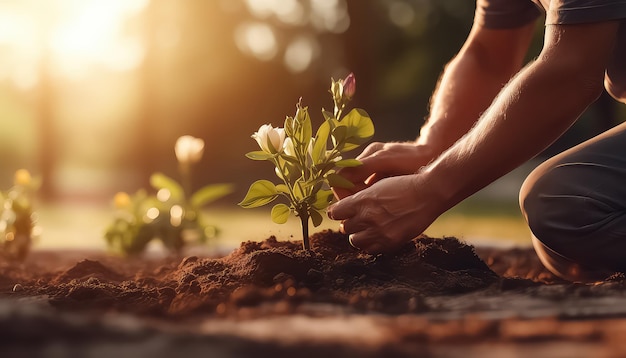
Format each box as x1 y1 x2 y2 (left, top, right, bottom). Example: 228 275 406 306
427 199 531 248
32 198 531 252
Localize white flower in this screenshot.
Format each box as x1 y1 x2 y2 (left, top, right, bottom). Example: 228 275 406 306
175 135 205 164
252 124 285 154
283 137 295 157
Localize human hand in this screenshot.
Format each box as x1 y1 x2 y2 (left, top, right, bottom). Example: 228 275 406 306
328 173 443 254
332 141 434 199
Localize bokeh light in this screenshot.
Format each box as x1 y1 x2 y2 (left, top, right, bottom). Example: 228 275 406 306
0 0 621 250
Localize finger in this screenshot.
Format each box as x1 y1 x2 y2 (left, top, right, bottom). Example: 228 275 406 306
364 173 379 185
332 186 355 200
331 181 369 200
340 218 372 236
356 142 385 160
336 165 374 186
348 234 358 249
347 230 386 254
327 197 357 220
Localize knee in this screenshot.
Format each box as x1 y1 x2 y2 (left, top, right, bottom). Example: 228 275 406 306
519 166 552 238
519 161 610 254
518 164 579 249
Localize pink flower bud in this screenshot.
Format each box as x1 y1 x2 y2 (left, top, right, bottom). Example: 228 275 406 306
342 72 356 100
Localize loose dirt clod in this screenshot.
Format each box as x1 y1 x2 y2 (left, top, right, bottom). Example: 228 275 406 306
1 231 500 317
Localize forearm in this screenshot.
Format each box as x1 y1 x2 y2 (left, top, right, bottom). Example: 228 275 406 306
423 56 605 212
417 53 514 157
417 25 535 158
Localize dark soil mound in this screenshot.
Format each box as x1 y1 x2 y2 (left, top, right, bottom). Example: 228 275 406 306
3 231 499 318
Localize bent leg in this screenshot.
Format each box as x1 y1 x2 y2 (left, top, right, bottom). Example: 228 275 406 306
520 121 626 282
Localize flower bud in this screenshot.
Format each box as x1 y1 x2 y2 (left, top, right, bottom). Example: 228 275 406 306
14 169 31 186
175 135 205 164
342 72 356 100
330 78 343 101
252 124 286 154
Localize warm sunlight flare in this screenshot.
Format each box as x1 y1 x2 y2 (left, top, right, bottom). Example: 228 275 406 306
49 0 147 78
0 0 147 86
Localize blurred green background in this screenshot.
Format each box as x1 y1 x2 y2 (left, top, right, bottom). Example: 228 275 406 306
1 0 624 250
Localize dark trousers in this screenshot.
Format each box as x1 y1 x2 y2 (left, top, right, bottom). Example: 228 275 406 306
520 121 626 282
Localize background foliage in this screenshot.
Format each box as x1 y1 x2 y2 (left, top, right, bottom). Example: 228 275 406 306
0 0 622 207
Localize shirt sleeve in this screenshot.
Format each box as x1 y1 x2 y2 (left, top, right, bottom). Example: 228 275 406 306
475 0 542 28
545 0 626 24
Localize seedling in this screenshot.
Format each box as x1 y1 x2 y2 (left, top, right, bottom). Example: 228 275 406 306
239 73 374 251
0 169 41 261
105 136 234 256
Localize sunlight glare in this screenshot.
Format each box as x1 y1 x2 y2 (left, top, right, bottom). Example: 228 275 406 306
235 22 278 61
144 207 160 223
388 1 415 28
244 0 306 26
284 36 320 73
310 0 350 33
0 10 40 88
49 0 147 78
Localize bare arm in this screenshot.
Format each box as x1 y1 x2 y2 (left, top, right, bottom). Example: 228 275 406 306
330 21 620 254
334 21 536 198
424 22 619 213
418 22 537 156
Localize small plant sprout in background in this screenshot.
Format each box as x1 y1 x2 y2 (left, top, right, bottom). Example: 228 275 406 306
239 73 374 251
105 135 234 256
0 169 42 261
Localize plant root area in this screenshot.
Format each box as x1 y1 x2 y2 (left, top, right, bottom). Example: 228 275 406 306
3 230 626 357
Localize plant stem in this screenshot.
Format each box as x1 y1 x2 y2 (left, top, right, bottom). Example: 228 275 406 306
299 210 310 251
180 162 192 200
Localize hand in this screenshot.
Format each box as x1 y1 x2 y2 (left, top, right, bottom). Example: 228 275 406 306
328 173 443 254
332 141 435 199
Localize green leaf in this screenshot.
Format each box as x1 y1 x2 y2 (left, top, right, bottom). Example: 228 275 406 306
340 142 359 152
275 184 290 194
326 173 355 189
150 173 184 201
322 109 335 122
238 180 279 208
284 116 294 137
334 159 362 167
271 203 291 224
313 162 337 177
331 125 347 148
312 120 330 164
310 209 324 227
292 180 306 201
190 183 234 208
312 189 333 210
245 151 274 161
336 108 374 152
342 108 375 141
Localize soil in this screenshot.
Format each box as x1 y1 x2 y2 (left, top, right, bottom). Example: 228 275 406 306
2 230 626 357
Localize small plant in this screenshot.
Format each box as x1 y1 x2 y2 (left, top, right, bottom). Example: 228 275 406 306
239 73 374 251
0 169 41 261
105 135 234 256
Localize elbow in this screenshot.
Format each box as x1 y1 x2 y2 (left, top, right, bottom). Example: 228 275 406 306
605 74 626 103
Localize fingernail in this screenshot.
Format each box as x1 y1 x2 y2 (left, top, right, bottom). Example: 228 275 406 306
327 206 334 219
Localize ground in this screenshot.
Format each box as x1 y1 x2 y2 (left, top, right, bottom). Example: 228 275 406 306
2 230 626 357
